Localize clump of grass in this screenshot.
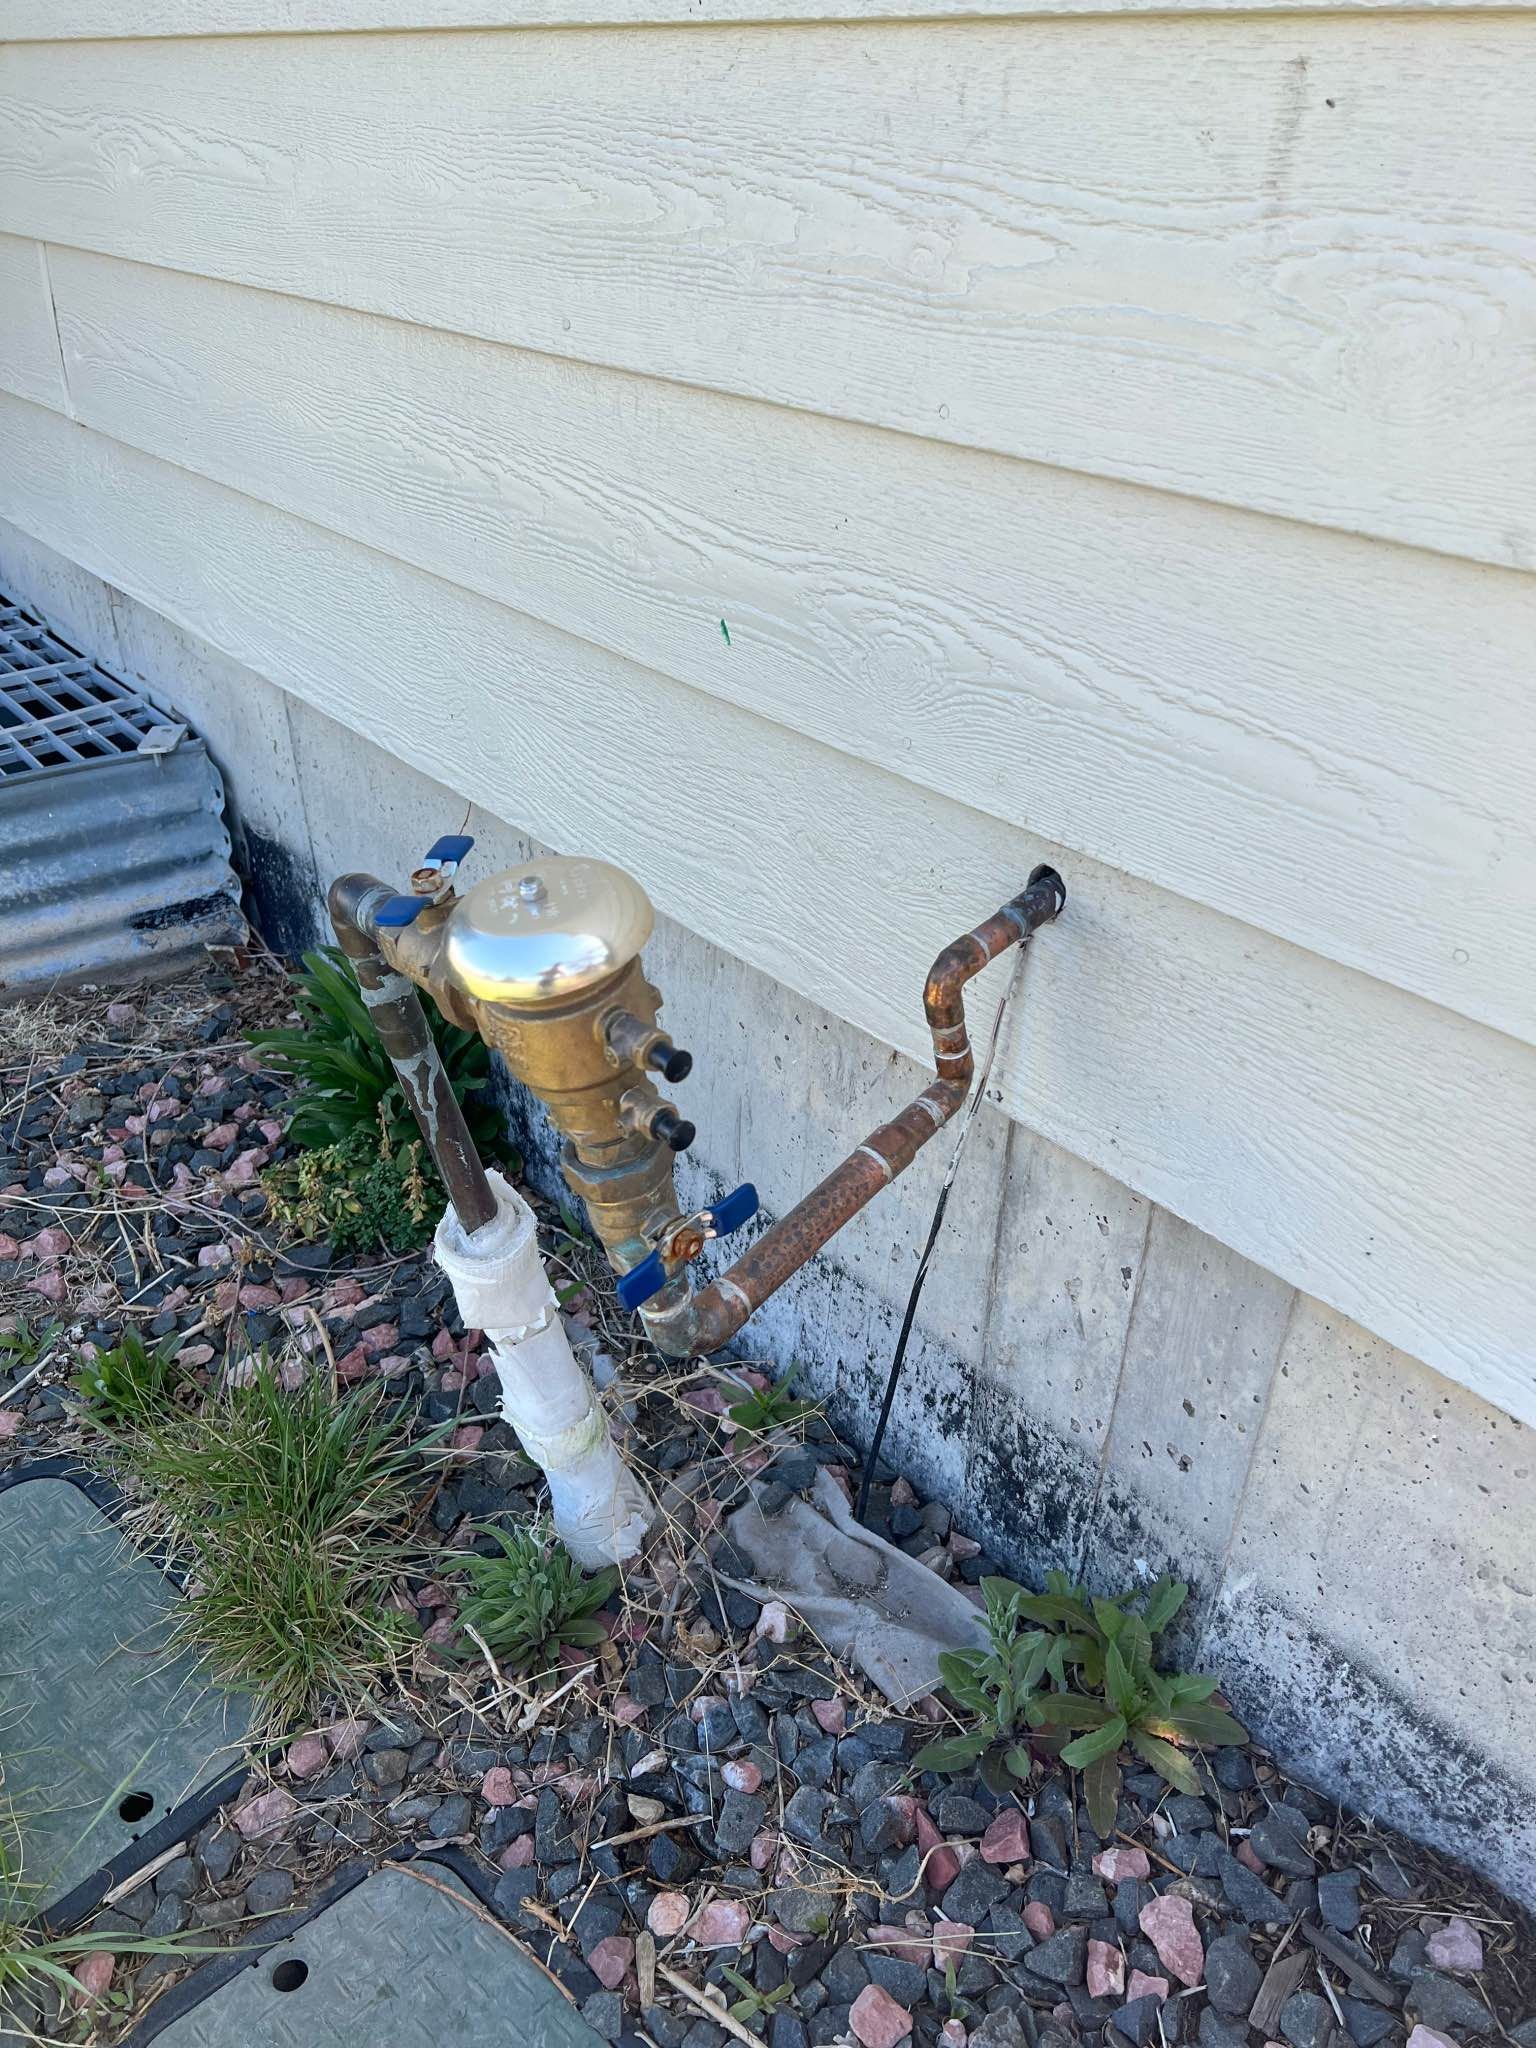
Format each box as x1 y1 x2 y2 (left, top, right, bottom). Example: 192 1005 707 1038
115 1364 435 1730
71 1327 188 1432
453 1522 616 1681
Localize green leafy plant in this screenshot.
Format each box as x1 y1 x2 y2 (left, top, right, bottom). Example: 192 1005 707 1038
719 1964 796 2032
0 1316 62 1371
915 1571 1246 1827
453 1522 617 1681
248 945 505 1156
71 1326 187 1431
263 1113 441 1257
725 1372 816 1434
114 1362 435 1729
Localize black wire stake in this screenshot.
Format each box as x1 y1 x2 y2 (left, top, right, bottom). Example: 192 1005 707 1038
854 943 1030 1525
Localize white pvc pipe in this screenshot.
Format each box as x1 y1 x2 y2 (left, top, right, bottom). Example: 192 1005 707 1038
433 1170 653 1568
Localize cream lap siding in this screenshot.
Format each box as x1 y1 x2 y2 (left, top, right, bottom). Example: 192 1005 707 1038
0 3 1530 1424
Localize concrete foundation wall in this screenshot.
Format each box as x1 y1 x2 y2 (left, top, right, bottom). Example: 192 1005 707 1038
2 518 1532 1900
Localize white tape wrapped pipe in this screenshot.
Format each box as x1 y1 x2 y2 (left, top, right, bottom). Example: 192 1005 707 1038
433 1170 653 1568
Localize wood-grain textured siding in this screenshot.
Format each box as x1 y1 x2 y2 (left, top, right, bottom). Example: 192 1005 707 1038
0 2 1530 1422
0 22 1531 565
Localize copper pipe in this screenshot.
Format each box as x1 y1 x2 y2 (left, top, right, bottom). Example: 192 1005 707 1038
328 873 499 1235
670 866 1065 1357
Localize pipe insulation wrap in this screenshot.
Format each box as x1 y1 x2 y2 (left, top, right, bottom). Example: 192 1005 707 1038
433 1171 653 1568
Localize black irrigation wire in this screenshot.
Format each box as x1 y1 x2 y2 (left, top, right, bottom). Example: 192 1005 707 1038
854 944 1029 1525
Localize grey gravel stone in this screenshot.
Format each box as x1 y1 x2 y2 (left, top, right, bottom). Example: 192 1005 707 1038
146 1892 188 1938
1114 1997 1164 2046
1341 1999 1399 2047
716 1789 768 1858
1217 1849 1289 1924
427 1793 474 1838
583 1991 625 2042
1408 1971 1495 2036
784 1786 830 1847
1019 1924 1088 1987
196 1824 240 1883
1251 1807 1316 1877
1199 2011 1250 2048
1318 1869 1362 1933
941 1859 1010 1925
770 2014 811 2048
1204 1933 1261 2016
1280 1991 1338 2048
243 1869 296 1914
868 1954 927 2004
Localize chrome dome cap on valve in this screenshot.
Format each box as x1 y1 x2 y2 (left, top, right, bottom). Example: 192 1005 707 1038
446 857 655 1005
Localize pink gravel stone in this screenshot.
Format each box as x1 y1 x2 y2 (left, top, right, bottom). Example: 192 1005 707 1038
811 1698 848 1735
1139 1895 1204 1988
722 1759 763 1794
1093 1846 1151 1883
850 1983 915 2048
284 1734 331 1779
1087 1941 1126 1999
915 1807 961 1891
1236 1839 1268 1876
1128 1972 1169 2004
979 1809 1031 1865
26 1227 70 1259
232 1787 298 1839
1023 1902 1057 1940
689 1899 751 1948
481 1767 518 1806
28 1267 65 1302
335 1346 372 1383
73 1953 115 2001
613 1696 646 1727
0 1411 21 1439
326 1718 370 1760
450 1424 484 1454
941 2023 968 2048
867 1925 932 1968
1426 1919 1484 1975
647 1892 691 1938
933 1923 974 1966
749 1831 778 1871
500 1835 535 1870
1407 2030 1462 2048
196 1241 231 1269
0 1235 18 1258
588 1936 634 1990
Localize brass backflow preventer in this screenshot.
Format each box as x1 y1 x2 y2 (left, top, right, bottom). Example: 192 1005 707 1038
328 838 1064 1359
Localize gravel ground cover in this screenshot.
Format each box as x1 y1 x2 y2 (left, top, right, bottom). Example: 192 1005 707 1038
1 960 1531 2048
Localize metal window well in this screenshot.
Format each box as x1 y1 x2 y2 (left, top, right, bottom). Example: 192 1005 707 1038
0 597 245 995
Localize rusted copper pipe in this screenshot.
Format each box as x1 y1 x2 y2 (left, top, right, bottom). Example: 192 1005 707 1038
328 873 499 1235
667 866 1066 1357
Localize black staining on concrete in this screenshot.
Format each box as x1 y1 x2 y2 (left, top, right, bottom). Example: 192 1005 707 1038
1206 1579 1533 1897
236 827 322 962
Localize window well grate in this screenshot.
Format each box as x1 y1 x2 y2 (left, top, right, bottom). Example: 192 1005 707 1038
0 604 180 778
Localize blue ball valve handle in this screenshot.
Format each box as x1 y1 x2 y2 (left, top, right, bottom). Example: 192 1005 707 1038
615 1184 760 1312
374 834 477 926
707 1183 759 1239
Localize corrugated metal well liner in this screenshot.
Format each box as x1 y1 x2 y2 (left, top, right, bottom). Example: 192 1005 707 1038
0 597 245 995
